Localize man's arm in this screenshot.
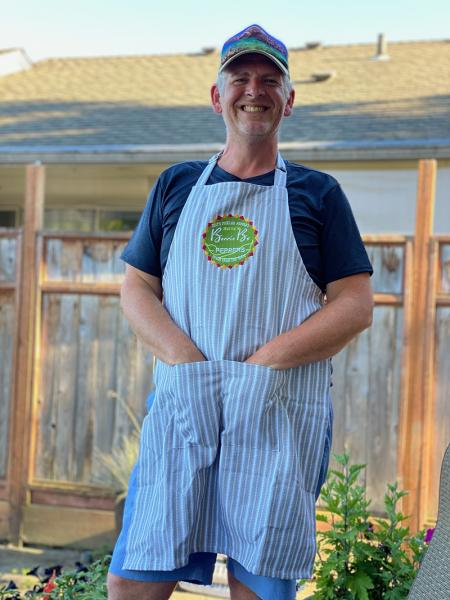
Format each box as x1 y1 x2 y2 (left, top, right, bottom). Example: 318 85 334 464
120 263 206 365
245 272 373 370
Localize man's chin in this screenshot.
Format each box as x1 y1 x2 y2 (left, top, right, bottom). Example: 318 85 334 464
239 126 278 140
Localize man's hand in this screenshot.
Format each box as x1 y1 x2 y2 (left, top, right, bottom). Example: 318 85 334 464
120 264 206 365
244 273 373 370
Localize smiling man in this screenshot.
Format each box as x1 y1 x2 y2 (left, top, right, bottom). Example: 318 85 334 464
107 24 373 600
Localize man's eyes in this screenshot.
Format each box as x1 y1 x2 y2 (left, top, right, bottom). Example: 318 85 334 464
232 78 281 85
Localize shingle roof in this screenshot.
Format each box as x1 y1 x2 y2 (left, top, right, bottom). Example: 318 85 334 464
0 40 449 161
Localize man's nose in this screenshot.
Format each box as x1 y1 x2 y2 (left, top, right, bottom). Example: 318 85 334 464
245 79 265 97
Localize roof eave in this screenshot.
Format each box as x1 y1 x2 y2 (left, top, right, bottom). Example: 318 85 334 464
0 139 449 164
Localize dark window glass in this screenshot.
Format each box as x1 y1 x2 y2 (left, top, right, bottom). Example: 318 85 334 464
0 211 16 227
99 210 140 232
44 209 95 231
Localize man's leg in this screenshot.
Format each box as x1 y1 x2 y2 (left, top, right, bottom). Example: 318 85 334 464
227 569 260 599
107 572 178 600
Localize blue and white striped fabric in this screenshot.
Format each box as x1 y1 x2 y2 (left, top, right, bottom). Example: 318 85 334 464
123 153 331 579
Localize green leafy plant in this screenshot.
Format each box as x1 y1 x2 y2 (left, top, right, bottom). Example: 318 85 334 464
43 556 109 600
0 556 111 599
311 453 429 600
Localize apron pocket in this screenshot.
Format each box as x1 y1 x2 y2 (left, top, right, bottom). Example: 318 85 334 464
289 400 330 494
220 361 284 453
170 360 221 448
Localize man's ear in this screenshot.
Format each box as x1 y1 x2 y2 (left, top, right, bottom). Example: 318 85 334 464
211 84 222 114
283 88 295 117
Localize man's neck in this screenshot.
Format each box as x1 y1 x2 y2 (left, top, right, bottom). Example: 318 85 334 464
217 137 279 179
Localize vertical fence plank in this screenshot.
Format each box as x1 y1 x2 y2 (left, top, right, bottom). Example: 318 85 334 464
430 306 450 521
0 294 15 477
35 295 59 480
74 294 98 482
8 164 45 544
397 239 413 511
420 240 439 525
366 306 403 509
399 160 437 531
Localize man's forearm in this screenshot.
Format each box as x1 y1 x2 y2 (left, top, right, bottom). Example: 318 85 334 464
121 275 205 365
246 274 373 370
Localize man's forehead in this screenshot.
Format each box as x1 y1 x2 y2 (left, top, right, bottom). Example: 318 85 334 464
225 53 284 75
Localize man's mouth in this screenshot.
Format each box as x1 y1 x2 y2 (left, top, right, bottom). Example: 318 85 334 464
241 105 268 112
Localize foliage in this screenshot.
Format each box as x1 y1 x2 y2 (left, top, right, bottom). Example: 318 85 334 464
311 453 429 600
1 453 432 599
0 556 111 600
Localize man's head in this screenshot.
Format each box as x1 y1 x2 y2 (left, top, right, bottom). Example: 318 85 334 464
219 24 289 77
211 25 294 142
216 24 292 98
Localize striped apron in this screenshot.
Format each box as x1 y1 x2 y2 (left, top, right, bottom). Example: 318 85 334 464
123 153 331 579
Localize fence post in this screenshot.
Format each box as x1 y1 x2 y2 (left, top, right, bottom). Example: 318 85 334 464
7 164 45 544
398 159 437 531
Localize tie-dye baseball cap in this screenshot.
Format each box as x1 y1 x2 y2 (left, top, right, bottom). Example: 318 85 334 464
219 24 289 75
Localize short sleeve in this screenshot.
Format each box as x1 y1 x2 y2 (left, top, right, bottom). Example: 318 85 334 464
321 184 373 285
120 177 164 278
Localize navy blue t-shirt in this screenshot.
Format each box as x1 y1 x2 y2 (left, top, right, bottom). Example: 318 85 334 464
122 160 373 291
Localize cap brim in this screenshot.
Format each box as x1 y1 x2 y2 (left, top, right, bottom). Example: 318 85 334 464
219 49 289 76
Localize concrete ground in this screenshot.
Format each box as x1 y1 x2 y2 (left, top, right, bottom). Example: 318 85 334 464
0 543 315 598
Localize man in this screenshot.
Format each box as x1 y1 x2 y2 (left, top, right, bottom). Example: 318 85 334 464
107 24 373 600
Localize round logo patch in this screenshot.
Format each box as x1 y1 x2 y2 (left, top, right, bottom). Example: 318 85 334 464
202 214 259 269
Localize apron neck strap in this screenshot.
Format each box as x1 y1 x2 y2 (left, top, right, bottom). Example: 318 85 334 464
274 152 287 187
195 152 223 186
197 151 287 187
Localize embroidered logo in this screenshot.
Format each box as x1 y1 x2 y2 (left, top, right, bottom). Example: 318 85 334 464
202 214 259 268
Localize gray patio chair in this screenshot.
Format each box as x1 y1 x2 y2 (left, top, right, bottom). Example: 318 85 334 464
408 442 450 599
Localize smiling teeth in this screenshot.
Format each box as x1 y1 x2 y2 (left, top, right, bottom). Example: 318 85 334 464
242 106 265 112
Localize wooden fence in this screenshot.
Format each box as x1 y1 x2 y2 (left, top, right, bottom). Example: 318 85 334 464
0 161 448 548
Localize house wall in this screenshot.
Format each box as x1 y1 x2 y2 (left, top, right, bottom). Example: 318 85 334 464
1 160 448 233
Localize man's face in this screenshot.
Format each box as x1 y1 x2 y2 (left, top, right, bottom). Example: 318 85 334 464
211 54 295 142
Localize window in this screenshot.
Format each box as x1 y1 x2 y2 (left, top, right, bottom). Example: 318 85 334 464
44 209 96 231
0 210 18 227
43 209 140 232
98 210 140 232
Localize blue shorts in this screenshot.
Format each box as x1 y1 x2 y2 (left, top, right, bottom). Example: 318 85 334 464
109 392 333 600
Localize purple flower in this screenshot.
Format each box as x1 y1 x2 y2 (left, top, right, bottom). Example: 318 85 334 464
425 527 435 543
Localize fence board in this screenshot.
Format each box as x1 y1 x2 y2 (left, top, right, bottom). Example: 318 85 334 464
441 245 450 293
74 295 98 482
366 306 403 508
35 292 153 486
36 295 79 481
113 312 152 452
54 295 80 481
35 295 58 480
0 293 15 478
366 245 404 294
332 322 371 483
91 295 120 481
428 307 450 520
331 306 403 512
46 239 127 283
0 236 17 282
46 239 83 282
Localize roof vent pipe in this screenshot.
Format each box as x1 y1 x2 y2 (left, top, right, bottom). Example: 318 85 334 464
371 33 390 61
